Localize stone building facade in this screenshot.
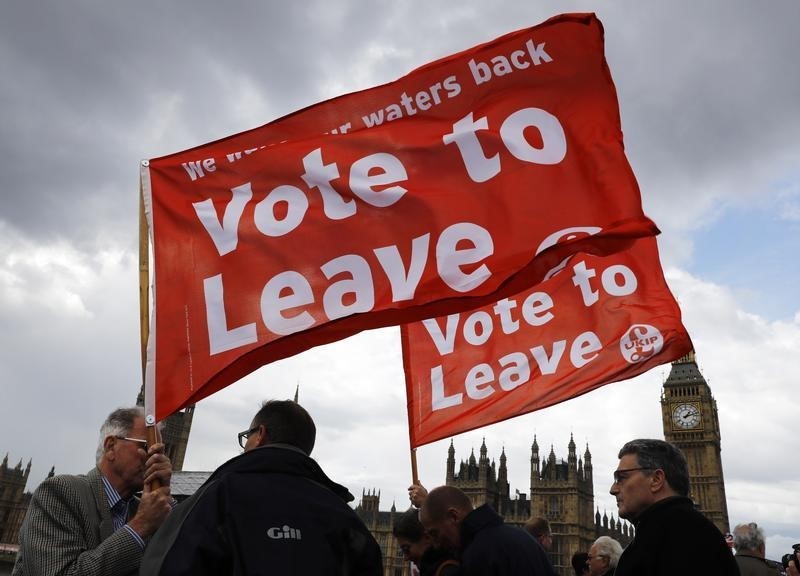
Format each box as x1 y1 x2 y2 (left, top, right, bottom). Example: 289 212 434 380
0 455 42 574
446 435 632 575
356 436 633 576
0 455 33 548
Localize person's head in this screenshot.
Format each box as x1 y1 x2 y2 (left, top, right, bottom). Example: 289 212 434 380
571 552 590 576
610 439 689 522
733 522 766 557
241 400 316 455
418 486 473 552
392 509 432 565
96 407 148 497
587 536 623 576
524 516 552 550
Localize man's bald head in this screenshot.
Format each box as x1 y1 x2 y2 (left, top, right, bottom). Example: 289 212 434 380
424 486 473 520
418 486 473 551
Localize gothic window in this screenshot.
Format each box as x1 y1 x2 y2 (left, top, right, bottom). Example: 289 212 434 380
546 496 561 519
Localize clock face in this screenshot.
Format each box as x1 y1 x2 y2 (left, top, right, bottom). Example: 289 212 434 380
672 403 701 429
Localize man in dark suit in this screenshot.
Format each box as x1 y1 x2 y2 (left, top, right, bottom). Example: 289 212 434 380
13 407 174 576
140 399 382 575
610 439 739 576
419 485 555 576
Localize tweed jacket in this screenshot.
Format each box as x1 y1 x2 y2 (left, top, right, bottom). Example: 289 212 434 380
13 467 144 576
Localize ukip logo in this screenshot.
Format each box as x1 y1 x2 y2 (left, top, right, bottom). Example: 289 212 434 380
620 324 663 364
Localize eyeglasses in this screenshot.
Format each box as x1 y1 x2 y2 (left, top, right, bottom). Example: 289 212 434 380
115 436 149 451
612 467 654 484
238 426 261 449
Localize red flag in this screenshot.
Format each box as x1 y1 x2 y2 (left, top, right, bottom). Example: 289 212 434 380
143 13 657 420
402 237 692 447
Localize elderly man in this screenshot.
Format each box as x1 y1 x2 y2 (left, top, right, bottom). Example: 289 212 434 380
419 485 555 576
610 439 739 576
13 407 174 576
733 523 781 576
141 399 382 575
587 536 622 576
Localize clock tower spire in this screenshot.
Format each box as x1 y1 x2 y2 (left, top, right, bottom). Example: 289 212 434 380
661 351 730 533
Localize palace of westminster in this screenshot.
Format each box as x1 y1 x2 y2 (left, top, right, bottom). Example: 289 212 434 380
1 353 730 575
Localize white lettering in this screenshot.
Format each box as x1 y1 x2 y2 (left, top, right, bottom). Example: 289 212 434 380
442 113 500 183
601 264 637 296
431 365 463 410
422 315 460 356
493 298 519 334
499 108 566 165
373 234 430 302
300 148 355 220
253 185 308 237
260 271 315 336
436 222 494 292
498 352 530 391
530 340 566 375
526 39 553 65
570 331 602 367
349 153 408 208
521 292 554 326
181 157 216 181
320 255 375 320
463 311 493 346
465 363 495 399
204 274 257 354
445 107 566 184
193 183 252 256
572 260 599 306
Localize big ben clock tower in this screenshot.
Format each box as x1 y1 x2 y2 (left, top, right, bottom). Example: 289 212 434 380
661 351 730 534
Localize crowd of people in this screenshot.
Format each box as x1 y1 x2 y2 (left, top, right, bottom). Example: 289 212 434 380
9 403 799 576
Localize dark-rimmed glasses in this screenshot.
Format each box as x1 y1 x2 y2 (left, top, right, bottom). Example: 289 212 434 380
115 436 148 451
238 426 260 449
612 467 654 484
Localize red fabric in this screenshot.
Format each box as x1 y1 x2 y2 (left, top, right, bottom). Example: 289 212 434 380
144 13 658 420
402 237 692 447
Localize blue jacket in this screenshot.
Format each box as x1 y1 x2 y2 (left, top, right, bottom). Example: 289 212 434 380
459 504 556 576
140 444 382 576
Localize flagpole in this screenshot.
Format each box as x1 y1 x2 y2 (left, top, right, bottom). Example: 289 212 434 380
139 173 161 486
410 448 419 486
139 176 149 386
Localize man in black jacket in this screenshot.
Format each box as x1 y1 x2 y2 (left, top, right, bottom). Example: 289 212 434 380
610 439 739 576
140 400 382 575
419 485 555 576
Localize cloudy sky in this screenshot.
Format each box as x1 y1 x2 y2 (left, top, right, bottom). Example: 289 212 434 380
1 0 798 560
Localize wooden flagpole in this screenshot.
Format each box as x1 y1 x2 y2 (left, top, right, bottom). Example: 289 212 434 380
410 448 419 486
139 171 162 475
139 175 149 386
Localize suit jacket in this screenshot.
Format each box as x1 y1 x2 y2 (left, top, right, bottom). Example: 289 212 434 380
13 467 144 576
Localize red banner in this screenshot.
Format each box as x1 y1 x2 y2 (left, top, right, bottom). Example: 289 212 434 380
143 13 658 420
402 237 692 447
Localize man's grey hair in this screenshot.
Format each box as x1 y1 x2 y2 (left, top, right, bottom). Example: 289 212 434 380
618 439 690 497
592 536 623 568
733 522 765 552
96 407 144 463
